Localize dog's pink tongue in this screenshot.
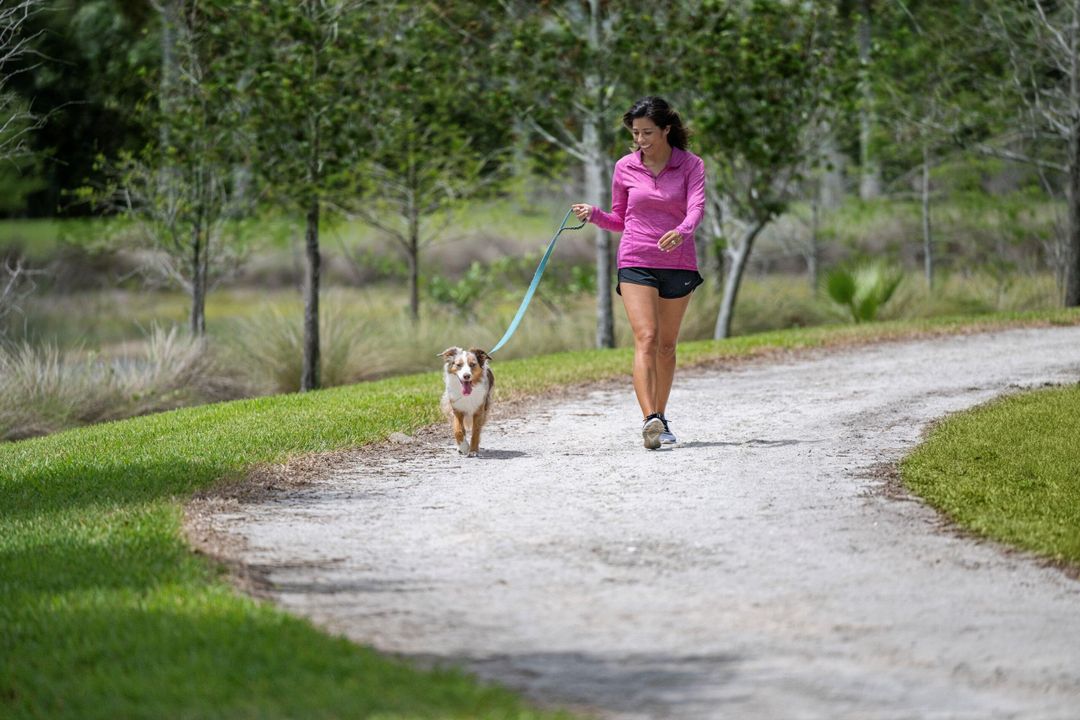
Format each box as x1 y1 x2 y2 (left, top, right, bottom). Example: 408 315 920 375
461 380 473 396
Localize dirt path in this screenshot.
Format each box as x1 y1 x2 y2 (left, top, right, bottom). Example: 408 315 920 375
189 326 1080 720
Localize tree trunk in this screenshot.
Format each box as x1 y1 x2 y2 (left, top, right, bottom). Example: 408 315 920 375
584 143 613 349
714 221 767 339
1067 0 1080 306
584 0 614 348
302 195 321 391
857 0 881 200
154 0 179 208
922 143 934 291
190 223 206 336
809 197 820 291
301 40 322 392
408 201 421 321
819 121 846 210
156 0 177 153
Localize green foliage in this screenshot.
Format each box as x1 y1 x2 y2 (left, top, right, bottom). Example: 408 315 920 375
3 0 156 216
427 262 492 317
826 267 857 307
871 1 997 177
903 384 1080 565
229 0 374 209
344 2 517 317
666 0 853 222
0 161 46 216
503 0 679 179
825 261 904 323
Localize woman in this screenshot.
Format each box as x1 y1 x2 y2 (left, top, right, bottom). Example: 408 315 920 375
572 96 706 450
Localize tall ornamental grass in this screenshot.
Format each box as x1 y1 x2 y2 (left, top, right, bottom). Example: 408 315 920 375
0 326 247 441
223 290 599 392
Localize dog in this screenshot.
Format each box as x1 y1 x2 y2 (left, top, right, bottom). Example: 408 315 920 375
439 346 494 457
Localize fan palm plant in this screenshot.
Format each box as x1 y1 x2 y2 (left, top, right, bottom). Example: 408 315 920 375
826 262 904 323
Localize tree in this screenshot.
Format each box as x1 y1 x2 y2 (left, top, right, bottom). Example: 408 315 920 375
237 0 374 391
99 0 250 337
667 0 850 338
508 0 648 349
0 1 43 327
875 1 990 291
852 0 883 199
346 3 513 321
978 1 1080 306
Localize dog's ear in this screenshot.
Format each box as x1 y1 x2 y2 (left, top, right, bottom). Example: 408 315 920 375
469 348 490 367
438 347 460 362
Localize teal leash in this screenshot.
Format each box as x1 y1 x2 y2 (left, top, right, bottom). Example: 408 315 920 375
488 208 586 355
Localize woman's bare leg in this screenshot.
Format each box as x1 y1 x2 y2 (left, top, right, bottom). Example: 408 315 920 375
619 283 661 418
655 293 692 415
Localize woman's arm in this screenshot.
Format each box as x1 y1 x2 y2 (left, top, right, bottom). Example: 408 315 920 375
589 167 628 232
675 156 706 237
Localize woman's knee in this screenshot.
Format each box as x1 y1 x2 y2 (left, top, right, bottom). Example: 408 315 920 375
633 328 659 353
658 340 677 358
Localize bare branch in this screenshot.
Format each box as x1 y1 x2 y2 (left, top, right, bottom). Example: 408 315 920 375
333 203 409 250
0 256 45 330
1032 1 1072 57
528 118 588 162
970 141 1067 174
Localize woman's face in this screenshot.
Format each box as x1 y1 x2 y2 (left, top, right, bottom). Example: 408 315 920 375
630 117 670 157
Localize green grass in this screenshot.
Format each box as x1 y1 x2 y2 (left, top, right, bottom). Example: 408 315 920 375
1 376 574 719
3 308 1080 718
902 383 1080 567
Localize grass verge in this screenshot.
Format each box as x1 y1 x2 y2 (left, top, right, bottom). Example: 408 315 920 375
2 308 1079 718
901 383 1080 569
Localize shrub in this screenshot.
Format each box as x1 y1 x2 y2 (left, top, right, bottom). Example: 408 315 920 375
825 262 904 323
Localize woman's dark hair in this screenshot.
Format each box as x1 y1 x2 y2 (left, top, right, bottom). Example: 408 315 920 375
622 96 689 150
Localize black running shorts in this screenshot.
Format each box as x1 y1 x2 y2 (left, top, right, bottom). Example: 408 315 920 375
616 267 705 299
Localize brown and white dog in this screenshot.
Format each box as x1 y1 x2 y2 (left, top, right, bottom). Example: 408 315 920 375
439 346 494 457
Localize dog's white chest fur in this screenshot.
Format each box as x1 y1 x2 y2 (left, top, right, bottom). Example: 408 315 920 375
443 372 488 416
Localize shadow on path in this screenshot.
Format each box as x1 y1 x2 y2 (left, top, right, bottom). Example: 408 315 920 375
409 650 743 717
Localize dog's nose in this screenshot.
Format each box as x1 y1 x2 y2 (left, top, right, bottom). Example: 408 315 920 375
462 373 472 381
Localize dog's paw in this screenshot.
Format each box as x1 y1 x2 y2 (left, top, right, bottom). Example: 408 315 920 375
457 441 470 455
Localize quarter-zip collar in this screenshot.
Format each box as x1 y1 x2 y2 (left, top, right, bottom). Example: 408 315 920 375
629 146 687 177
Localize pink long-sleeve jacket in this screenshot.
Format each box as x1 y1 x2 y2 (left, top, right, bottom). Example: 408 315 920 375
589 146 707 271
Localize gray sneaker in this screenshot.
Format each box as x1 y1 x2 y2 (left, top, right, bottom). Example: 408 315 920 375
642 414 664 450
658 414 677 444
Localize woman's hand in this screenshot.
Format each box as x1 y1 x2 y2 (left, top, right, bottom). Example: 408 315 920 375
658 230 683 252
571 203 592 222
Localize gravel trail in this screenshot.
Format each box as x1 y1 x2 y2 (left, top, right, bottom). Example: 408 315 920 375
190 326 1080 719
